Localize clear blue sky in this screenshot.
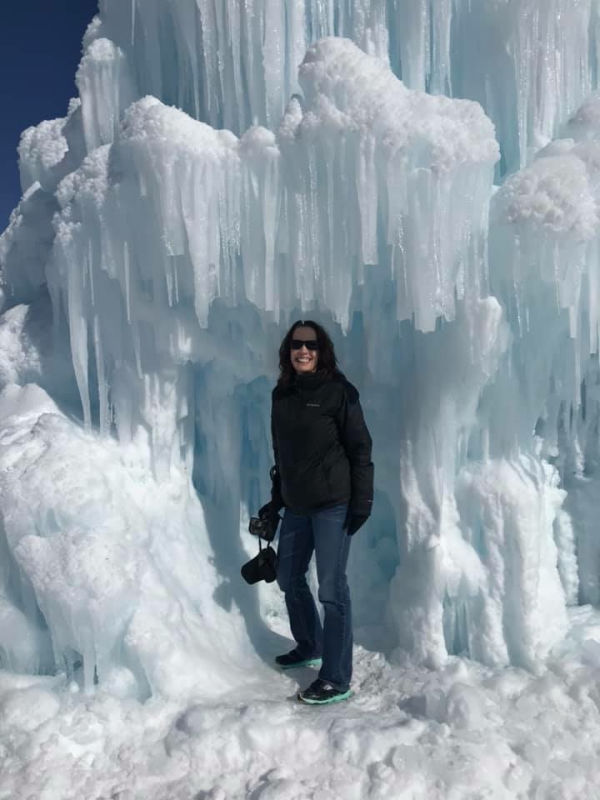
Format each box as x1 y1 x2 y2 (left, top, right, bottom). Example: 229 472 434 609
0 1 99 230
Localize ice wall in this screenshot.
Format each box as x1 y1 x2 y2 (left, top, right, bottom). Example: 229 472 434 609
49 39 497 457
96 0 389 134
450 0 598 174
1 0 600 694
43 41 505 674
90 0 600 175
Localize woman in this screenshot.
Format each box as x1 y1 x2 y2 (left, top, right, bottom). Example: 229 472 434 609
260 320 373 705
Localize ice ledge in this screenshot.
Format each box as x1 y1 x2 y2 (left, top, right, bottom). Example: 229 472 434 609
296 38 499 172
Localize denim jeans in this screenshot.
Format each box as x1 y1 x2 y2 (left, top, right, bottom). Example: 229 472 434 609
276 503 352 690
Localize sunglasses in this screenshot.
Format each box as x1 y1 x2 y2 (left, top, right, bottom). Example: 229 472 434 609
291 338 318 351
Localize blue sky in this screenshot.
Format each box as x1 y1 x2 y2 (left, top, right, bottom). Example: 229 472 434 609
0 1 99 229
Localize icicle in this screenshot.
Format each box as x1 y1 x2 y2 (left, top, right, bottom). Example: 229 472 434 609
93 314 110 434
130 0 135 47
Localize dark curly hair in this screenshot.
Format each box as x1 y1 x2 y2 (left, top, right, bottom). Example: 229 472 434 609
277 320 340 388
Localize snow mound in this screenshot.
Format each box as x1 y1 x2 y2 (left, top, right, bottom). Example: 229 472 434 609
0 384 266 697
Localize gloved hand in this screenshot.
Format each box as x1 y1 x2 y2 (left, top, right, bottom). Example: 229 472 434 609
269 465 284 512
344 509 370 535
258 501 278 520
250 501 280 542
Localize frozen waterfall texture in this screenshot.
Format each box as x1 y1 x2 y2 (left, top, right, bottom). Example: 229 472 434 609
94 0 600 173
0 0 599 694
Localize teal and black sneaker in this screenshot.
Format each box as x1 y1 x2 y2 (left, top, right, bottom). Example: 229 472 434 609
275 649 322 670
297 678 352 705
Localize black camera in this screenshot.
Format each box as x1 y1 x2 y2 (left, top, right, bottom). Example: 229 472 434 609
248 505 280 542
241 545 277 584
242 503 281 584
248 515 276 541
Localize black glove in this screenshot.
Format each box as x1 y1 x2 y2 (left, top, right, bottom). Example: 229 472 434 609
258 501 278 520
344 508 370 535
269 465 284 511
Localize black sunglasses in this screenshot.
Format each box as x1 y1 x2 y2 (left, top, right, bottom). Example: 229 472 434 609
291 338 318 351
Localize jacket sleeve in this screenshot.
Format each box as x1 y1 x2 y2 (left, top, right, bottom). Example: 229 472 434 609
270 392 284 510
337 382 374 516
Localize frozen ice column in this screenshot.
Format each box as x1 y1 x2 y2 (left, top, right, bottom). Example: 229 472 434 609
279 37 499 331
448 0 596 174
49 97 245 476
489 95 600 611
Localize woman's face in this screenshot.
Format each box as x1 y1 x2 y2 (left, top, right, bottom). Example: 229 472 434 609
290 325 319 374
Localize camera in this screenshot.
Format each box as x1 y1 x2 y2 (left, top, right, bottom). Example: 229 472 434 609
248 505 280 542
248 515 276 541
241 545 277 584
241 504 281 584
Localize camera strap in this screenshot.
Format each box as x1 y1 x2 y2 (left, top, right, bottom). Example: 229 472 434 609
257 529 277 557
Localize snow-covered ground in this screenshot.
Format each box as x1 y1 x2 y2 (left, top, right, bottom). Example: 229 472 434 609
4 607 600 800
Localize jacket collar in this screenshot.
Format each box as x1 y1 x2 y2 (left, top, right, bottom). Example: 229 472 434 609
293 371 328 390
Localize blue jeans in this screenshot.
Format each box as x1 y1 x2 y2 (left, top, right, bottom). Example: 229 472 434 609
276 503 352 690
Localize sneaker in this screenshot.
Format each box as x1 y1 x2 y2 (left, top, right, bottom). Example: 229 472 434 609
275 649 322 670
297 678 352 705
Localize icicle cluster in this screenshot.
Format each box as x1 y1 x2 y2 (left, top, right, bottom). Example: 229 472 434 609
91 0 599 174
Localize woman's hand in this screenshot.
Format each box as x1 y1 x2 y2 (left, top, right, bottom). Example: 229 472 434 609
251 501 281 541
269 465 284 511
344 509 370 535
258 501 277 519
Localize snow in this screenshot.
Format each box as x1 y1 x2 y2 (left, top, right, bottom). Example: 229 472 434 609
2 0 600 797
76 37 136 153
4 618 600 798
0 185 59 306
17 119 68 191
0 383 270 700
18 100 86 195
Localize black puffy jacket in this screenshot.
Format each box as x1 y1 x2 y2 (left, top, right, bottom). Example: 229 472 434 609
271 371 373 515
